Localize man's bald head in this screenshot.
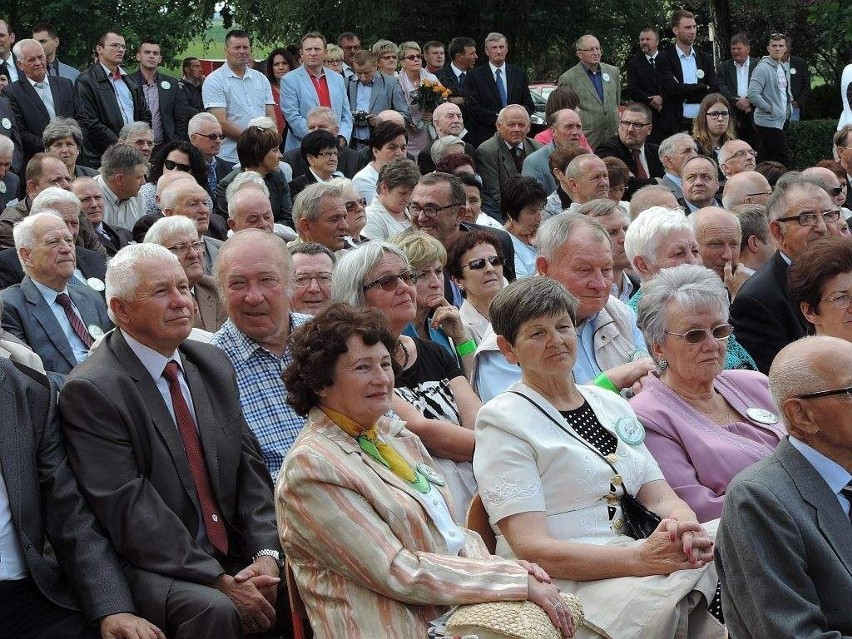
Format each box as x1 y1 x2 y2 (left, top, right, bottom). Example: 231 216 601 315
629 185 680 220
376 110 406 127
721 171 772 210
432 102 464 137
691 206 742 279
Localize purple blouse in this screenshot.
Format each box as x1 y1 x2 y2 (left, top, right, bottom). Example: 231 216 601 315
629 370 786 522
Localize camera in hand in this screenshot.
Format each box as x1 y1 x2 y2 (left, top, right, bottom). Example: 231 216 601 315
353 110 371 126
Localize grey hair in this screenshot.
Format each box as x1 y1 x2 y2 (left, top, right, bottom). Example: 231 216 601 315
733 204 770 243
624 206 691 266
306 106 339 127
564 153 599 181
765 174 826 222
42 116 83 149
13 210 63 251
717 139 744 166
485 32 507 47
575 198 621 219
225 170 270 212
496 104 529 125
538 212 610 262
327 176 354 192
31 186 81 215
293 182 344 226
637 263 729 354
143 215 198 246
490 276 578 345
247 116 277 130
657 133 695 163
768 337 827 415
100 144 146 180
160 180 201 213
430 135 466 164
188 111 219 136
331 241 409 307
106 244 181 320
629 184 680 220
227 184 270 220
118 121 152 141
0 135 13 156
214 229 293 298
12 38 41 59
289 241 337 264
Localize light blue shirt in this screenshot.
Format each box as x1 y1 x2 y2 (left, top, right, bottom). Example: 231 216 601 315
574 307 647 384
31 280 90 364
102 64 134 125
677 48 700 119
354 78 373 140
789 436 852 516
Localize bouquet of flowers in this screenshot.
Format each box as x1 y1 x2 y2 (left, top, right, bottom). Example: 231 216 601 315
415 79 451 113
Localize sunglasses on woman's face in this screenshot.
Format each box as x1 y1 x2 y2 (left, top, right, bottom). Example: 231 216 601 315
363 270 418 292
665 323 733 344
463 255 504 271
164 159 191 172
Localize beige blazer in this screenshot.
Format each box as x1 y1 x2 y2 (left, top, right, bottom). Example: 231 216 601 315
277 409 530 638
557 62 621 149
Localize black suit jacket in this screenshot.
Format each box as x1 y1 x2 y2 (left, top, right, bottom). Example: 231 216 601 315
74 64 152 167
716 56 758 139
434 65 471 131
94 221 134 256
788 55 811 111
464 63 535 147
729 251 807 374
128 70 191 142
655 46 722 138
626 52 663 141
284 145 362 180
5 76 76 160
0 359 135 618
58 331 279 598
178 78 204 112
204 156 235 198
0 246 107 290
0 94 24 176
594 135 664 199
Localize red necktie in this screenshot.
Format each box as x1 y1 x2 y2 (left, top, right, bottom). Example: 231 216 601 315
632 149 648 180
56 293 94 348
162 361 229 554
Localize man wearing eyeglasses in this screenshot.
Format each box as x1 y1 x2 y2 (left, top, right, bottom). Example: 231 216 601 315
188 112 234 197
596 102 664 199
747 34 792 165
730 176 836 373
718 140 757 178
557 34 621 150
721 170 772 209
717 335 852 639
74 31 151 169
212 229 312 475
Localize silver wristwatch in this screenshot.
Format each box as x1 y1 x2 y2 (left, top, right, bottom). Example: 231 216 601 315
253 548 283 569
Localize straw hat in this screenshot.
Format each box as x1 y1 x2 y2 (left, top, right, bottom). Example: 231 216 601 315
445 593 584 639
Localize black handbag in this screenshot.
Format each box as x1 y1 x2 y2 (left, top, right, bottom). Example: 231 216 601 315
507 391 661 540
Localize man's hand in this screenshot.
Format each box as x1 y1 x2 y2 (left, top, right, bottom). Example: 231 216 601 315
723 261 750 299
649 95 663 111
100 613 165 639
735 97 752 113
234 556 281 607
366 113 378 128
214 573 278 635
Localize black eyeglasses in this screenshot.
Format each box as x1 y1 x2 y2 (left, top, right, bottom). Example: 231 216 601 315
619 120 650 130
363 270 418 291
776 209 841 227
408 202 464 217
830 186 845 196
164 159 191 172
665 323 733 344
345 198 367 212
746 190 772 198
706 110 730 119
463 255 504 270
796 385 852 400
194 133 226 141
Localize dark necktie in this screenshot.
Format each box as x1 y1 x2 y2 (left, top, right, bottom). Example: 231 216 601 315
511 146 524 173
842 482 852 524
495 68 508 107
56 292 94 348
207 161 217 195
648 56 655 69
162 361 229 554
459 71 466 89
631 149 648 180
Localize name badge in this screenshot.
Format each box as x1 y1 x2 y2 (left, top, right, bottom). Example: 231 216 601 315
416 463 446 486
1 117 10 130
0 182 5 194
160 80 172 90
746 407 778 425
614 416 645 445
602 72 611 83
87 277 106 292
789 68 797 75
696 69 705 79
88 324 105 340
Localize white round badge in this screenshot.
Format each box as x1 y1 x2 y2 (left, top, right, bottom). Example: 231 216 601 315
614 416 645 445
0 182 5 194
1 118 10 130
746 408 779 425
696 69 705 79
88 324 105 340
416 463 446 486
160 80 171 90
87 277 106 292
602 73 611 83
790 68 797 75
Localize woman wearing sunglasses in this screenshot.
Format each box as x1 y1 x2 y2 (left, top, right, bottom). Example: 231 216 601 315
139 141 209 214
446 230 506 345
629 264 784 523
332 241 483 521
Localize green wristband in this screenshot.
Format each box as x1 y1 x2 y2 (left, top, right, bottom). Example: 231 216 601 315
455 339 477 357
593 373 619 393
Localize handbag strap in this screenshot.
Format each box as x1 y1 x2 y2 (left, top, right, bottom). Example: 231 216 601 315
506 390 621 476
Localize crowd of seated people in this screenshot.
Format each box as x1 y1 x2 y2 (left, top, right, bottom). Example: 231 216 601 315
2 13 851 639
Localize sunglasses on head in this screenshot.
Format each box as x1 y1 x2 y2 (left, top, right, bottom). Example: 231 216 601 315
164 159 191 172
463 255 504 270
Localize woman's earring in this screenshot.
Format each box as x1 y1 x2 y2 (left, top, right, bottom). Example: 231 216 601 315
657 358 668 371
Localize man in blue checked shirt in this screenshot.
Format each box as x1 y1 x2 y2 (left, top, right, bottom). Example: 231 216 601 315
211 229 310 478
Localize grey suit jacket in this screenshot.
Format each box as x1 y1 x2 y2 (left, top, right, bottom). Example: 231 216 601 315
58 331 279 605
346 73 411 125
716 437 852 637
55 60 80 82
660 174 684 199
0 358 135 618
557 62 621 149
475 133 542 218
193 275 226 333
521 141 556 193
0 277 112 378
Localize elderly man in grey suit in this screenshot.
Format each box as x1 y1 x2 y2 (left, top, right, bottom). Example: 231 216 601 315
522 108 583 193
658 132 698 199
475 104 541 220
557 34 620 149
717 335 852 638
0 212 111 383
58 243 283 639
0 356 164 639
347 50 411 150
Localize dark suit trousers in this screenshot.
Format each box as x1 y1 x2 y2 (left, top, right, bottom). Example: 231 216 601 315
0 578 100 639
754 124 791 166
